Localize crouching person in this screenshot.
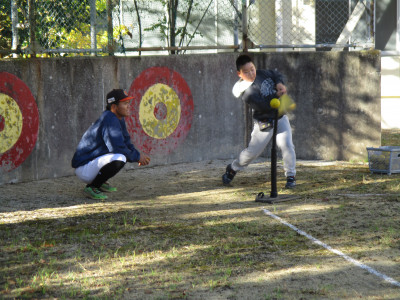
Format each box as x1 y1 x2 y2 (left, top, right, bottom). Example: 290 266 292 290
71 89 150 200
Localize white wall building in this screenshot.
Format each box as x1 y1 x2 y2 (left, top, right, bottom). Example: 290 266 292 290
377 0 400 129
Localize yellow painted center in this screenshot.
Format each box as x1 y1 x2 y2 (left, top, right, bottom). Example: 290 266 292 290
0 93 23 154
139 83 181 139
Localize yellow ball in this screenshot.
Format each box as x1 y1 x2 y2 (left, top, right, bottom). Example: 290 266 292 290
270 98 280 109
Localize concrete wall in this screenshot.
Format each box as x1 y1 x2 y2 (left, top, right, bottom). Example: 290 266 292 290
0 51 381 184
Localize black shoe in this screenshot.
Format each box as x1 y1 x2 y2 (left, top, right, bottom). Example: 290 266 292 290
222 164 237 185
285 176 296 188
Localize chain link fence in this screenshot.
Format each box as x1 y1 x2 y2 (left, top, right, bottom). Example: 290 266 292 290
114 0 241 55
0 0 375 57
248 0 375 50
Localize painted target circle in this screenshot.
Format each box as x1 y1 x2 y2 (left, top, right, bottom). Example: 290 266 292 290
127 67 194 155
139 83 181 139
0 72 39 172
0 94 23 153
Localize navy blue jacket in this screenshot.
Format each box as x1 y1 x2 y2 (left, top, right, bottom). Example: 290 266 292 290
241 69 285 121
71 110 140 168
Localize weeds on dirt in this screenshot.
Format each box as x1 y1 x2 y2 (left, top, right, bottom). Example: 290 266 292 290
382 129 400 146
1 130 400 299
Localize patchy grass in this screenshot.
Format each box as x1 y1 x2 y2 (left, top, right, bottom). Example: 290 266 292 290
1 159 400 299
382 129 400 146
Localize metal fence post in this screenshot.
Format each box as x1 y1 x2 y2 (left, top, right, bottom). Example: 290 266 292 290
107 0 114 56
233 0 239 47
241 0 248 52
90 0 97 56
397 0 400 52
28 0 36 57
11 0 19 57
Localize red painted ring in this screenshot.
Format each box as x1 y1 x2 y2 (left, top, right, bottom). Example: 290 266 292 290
0 72 39 172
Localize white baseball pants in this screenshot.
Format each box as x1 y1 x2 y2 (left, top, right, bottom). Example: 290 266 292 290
75 153 127 184
231 115 296 177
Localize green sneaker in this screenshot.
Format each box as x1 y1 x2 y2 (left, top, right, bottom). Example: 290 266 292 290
100 182 117 192
84 186 108 200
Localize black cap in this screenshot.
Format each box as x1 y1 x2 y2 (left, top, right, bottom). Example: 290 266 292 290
106 89 133 104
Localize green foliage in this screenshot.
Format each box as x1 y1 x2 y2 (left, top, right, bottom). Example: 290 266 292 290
0 0 112 56
96 0 107 11
0 0 29 51
35 0 96 51
381 129 400 146
0 3 11 49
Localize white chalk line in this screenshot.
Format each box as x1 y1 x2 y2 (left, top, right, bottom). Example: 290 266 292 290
262 208 400 288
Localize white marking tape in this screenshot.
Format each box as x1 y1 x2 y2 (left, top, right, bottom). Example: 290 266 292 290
262 208 400 288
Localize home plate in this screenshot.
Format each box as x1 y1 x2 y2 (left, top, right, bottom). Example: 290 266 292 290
255 192 300 204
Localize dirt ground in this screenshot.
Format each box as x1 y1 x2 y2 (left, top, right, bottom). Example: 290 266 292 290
1 158 400 299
